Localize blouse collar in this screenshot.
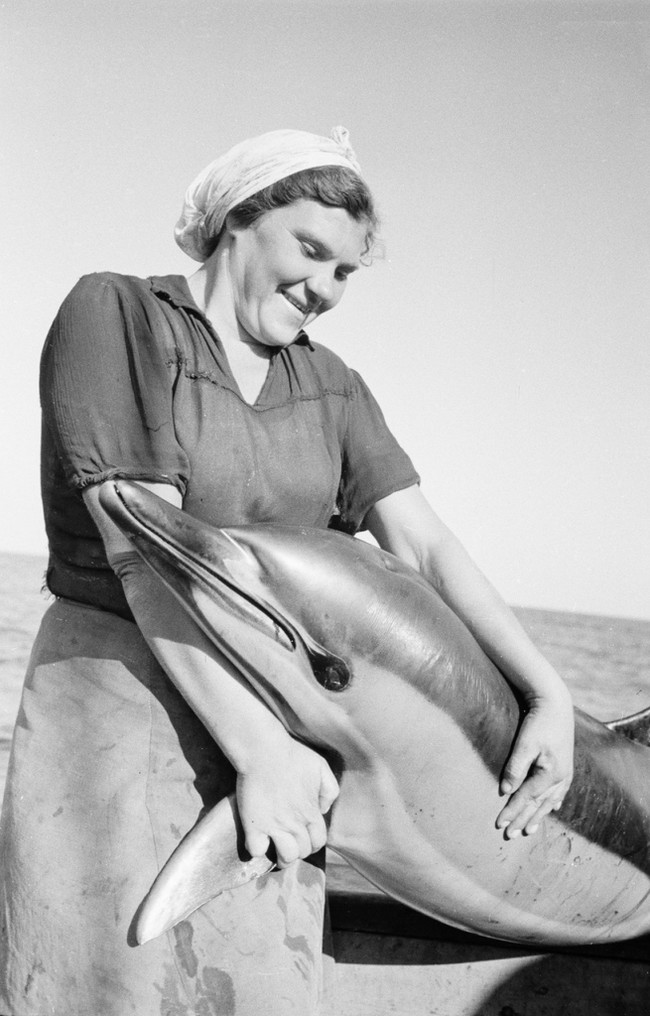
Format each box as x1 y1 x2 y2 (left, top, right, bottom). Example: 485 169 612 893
148 274 314 349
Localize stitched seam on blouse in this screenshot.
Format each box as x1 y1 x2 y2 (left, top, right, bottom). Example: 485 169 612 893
165 354 358 410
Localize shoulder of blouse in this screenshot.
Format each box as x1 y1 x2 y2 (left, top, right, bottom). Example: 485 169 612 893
49 273 159 335
63 271 155 310
55 272 194 347
42 272 188 382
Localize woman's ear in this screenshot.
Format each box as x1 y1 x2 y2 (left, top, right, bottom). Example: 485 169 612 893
208 214 240 261
223 210 246 239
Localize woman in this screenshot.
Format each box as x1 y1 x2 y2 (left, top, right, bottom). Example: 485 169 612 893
0 127 574 1016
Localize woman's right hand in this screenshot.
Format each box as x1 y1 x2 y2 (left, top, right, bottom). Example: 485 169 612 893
236 736 339 867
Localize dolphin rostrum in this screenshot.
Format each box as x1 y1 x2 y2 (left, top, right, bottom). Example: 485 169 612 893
99 480 650 948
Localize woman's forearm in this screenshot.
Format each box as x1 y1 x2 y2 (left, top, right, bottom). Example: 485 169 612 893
114 550 294 772
419 532 571 706
368 484 574 836
367 484 570 705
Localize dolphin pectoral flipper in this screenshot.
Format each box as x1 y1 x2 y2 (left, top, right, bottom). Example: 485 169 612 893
135 794 275 945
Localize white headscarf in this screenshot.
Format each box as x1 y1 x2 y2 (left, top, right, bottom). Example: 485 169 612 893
174 126 363 262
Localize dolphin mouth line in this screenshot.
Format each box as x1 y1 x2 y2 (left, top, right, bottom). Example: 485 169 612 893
113 485 299 653
112 482 352 693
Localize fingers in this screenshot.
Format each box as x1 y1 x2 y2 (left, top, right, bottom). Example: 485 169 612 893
237 745 338 869
497 772 568 839
497 797 543 839
243 810 328 868
265 815 328 868
271 829 309 868
244 827 272 859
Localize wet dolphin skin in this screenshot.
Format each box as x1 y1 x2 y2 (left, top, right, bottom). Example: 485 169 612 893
99 480 650 948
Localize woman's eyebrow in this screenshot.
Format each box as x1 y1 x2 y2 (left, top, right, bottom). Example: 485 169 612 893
299 232 360 273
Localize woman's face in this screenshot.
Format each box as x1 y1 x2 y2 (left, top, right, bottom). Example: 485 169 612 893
226 199 368 348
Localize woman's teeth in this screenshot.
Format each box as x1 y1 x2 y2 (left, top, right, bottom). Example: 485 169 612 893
282 292 308 315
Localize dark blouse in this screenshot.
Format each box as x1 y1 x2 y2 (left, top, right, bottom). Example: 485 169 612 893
40 272 419 619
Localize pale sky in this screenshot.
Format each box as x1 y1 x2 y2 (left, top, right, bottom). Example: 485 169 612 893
2 0 650 619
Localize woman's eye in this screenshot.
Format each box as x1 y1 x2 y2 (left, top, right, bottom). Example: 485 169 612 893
301 242 318 259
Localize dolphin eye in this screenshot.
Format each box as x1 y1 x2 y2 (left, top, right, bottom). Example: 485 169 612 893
310 653 350 692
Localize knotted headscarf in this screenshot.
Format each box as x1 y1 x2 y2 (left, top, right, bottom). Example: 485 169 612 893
174 126 363 262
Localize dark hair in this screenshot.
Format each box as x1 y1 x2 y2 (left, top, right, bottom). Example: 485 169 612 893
227 166 380 261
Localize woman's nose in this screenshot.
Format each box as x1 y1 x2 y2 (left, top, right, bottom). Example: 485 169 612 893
306 269 336 307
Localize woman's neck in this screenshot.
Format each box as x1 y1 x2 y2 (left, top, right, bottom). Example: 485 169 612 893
186 256 273 404
187 253 235 337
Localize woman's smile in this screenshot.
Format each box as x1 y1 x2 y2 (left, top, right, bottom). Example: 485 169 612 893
279 288 311 317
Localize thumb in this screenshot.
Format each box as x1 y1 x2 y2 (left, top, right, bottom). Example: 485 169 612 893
500 743 534 796
318 763 340 814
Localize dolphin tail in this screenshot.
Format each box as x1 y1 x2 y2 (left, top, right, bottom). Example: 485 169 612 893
605 705 650 746
134 794 275 945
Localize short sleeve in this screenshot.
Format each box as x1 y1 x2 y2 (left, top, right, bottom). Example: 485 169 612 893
40 273 190 492
336 371 420 532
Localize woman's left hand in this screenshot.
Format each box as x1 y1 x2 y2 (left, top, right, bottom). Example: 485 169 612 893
496 689 575 839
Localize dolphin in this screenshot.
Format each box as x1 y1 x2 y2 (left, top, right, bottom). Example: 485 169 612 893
99 480 650 948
